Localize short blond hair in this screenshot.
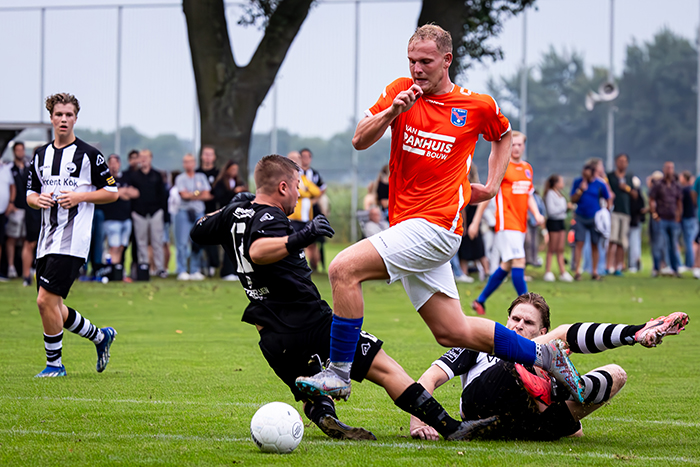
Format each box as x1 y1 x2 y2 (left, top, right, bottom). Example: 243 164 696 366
408 24 452 54
512 131 527 143
45 92 80 116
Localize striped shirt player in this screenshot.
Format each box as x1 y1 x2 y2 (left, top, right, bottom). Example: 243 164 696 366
296 25 587 408
27 92 118 378
411 294 688 441
472 131 544 315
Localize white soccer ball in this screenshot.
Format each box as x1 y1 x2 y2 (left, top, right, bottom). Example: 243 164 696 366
250 402 304 454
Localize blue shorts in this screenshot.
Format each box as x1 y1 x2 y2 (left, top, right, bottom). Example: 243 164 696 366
104 219 132 248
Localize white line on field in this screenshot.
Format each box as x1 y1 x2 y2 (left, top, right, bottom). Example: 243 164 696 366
1 428 698 464
587 416 700 428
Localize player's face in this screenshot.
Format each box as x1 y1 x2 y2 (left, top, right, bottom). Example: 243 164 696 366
507 304 547 339
408 40 452 95
281 172 300 216
51 103 77 138
511 135 525 160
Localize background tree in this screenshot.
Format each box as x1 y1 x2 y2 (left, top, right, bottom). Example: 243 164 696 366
183 0 314 176
417 0 537 83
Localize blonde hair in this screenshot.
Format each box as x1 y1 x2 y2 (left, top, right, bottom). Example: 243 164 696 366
45 93 80 116
512 130 527 143
408 24 452 54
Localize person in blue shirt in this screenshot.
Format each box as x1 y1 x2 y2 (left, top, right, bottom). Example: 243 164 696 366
570 162 610 280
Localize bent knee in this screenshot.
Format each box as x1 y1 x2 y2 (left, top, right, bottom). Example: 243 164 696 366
608 364 627 389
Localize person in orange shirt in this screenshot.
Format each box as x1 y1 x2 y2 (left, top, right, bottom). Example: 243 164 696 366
296 25 585 409
472 131 544 315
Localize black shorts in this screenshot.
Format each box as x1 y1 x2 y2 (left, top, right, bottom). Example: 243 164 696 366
460 360 581 441
25 208 41 242
546 219 566 233
258 316 383 401
36 254 85 299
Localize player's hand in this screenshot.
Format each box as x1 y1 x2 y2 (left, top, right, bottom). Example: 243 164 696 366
535 213 545 226
410 425 440 441
36 192 56 209
469 183 496 205
579 179 588 191
467 222 479 240
5 204 16 215
57 190 84 209
307 215 335 239
391 84 423 116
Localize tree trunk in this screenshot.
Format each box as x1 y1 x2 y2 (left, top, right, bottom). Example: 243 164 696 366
183 0 314 176
417 0 472 84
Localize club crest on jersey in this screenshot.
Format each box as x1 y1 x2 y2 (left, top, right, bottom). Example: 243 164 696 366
96 154 105 166
525 169 532 179
451 108 467 127
65 162 77 174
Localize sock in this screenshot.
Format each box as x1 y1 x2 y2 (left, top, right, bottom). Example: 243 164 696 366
64 307 104 344
44 331 63 367
329 315 363 380
581 370 613 404
303 396 336 425
492 322 537 366
477 267 508 304
511 267 527 296
566 322 645 353
394 383 461 439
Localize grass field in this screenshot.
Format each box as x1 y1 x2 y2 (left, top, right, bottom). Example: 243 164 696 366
1 245 698 466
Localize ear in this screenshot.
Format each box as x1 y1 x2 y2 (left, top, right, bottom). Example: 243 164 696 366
539 328 547 336
444 52 453 68
278 180 288 196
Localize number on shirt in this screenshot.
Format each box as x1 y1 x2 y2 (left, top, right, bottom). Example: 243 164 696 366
231 222 254 274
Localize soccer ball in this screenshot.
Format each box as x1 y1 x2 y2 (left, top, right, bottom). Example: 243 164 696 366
250 402 304 454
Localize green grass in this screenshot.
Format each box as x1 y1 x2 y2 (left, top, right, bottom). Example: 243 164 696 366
1 246 698 466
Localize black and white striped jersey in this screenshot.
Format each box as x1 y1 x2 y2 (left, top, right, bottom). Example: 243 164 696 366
27 138 117 260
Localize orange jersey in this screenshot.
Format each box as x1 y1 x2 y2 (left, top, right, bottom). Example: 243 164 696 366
495 160 534 233
367 78 510 236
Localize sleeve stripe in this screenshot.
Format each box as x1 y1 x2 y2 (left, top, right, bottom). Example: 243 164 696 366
432 359 455 380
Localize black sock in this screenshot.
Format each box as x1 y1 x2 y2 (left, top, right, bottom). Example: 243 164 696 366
303 396 336 425
567 322 644 354
394 383 461 438
64 307 104 344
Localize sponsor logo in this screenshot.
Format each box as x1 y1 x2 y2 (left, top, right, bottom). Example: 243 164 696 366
96 154 105 166
233 207 255 219
44 178 77 188
511 180 532 195
361 343 371 356
100 169 110 177
106 176 116 186
402 125 455 160
292 422 303 439
65 162 77 173
360 330 378 343
40 276 50 284
259 213 274 222
451 108 468 127
244 287 269 300
443 347 465 363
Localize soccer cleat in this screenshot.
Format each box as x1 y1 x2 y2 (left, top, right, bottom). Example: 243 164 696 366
316 414 376 440
295 369 352 401
543 339 585 404
445 416 499 441
634 312 689 348
514 363 552 406
35 365 67 378
95 327 117 373
471 300 486 315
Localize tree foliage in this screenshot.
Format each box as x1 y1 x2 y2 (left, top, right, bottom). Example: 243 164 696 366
417 0 537 83
490 29 698 180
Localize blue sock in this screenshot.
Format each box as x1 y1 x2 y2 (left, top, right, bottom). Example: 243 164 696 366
511 267 527 296
330 315 363 363
492 322 536 366
477 267 508 303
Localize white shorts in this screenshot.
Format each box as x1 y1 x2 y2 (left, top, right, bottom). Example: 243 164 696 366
104 219 132 248
368 218 461 311
5 208 26 238
494 230 526 263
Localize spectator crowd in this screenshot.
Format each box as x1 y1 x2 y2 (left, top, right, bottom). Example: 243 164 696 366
2 140 700 283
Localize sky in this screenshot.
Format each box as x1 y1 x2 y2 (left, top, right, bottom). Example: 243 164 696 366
0 0 698 146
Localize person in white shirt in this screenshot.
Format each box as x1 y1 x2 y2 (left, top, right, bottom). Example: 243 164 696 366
543 174 573 282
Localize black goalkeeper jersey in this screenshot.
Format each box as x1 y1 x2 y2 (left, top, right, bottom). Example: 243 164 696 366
190 198 332 333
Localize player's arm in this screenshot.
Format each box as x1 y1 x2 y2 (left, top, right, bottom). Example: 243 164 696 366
190 206 230 246
528 194 545 225
6 184 16 214
56 187 118 209
352 84 423 150
409 364 451 441
249 215 335 265
470 130 512 204
467 201 488 239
